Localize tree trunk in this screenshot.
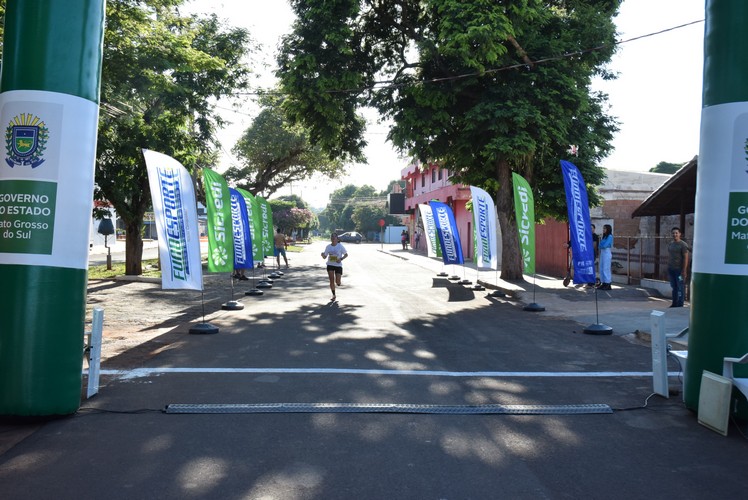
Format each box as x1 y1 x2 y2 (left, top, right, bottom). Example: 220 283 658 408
125 219 143 275
496 158 524 281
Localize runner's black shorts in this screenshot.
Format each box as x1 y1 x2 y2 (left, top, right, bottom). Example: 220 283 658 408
326 265 343 275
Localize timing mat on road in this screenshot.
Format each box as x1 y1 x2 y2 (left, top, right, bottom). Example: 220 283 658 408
164 402 613 415
91 367 681 380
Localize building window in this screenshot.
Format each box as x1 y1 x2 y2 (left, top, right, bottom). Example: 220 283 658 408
438 168 443 180
421 173 425 188
432 168 436 183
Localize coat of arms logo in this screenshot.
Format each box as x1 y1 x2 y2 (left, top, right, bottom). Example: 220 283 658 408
5 113 49 168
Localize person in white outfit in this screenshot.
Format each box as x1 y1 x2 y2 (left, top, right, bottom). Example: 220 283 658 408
597 224 613 290
321 233 348 301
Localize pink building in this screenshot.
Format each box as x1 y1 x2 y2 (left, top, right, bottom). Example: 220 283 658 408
400 161 474 259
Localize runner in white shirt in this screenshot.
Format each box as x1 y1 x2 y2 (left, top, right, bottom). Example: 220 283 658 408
321 233 348 301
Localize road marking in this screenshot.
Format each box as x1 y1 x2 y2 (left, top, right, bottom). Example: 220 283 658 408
86 367 682 380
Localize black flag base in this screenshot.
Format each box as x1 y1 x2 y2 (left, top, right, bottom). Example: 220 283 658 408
487 290 506 298
472 284 485 291
221 300 244 311
437 272 448 277
523 302 545 312
459 279 472 285
583 323 613 335
256 281 273 289
245 289 264 296
189 323 219 335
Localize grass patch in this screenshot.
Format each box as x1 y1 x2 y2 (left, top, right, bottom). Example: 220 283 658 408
88 258 162 280
89 244 308 279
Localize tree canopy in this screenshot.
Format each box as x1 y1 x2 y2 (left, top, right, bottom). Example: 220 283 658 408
224 96 348 197
650 161 685 174
95 0 253 274
320 183 399 233
278 0 621 279
270 195 318 235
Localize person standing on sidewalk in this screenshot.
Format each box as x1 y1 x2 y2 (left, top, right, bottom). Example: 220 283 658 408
597 224 613 290
586 224 600 287
322 233 348 301
667 227 690 307
274 228 289 268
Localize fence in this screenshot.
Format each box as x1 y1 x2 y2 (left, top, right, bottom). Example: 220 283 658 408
610 235 692 285
535 226 691 292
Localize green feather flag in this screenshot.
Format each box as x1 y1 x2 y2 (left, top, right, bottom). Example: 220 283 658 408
202 169 234 273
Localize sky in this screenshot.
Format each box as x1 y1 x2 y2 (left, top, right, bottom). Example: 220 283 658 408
187 0 705 208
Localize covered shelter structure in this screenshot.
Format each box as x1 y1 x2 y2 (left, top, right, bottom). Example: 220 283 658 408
631 156 697 280
631 156 697 233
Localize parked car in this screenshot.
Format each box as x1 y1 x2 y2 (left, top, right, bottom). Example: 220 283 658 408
338 231 365 243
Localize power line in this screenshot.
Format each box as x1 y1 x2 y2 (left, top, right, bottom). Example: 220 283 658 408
230 19 704 98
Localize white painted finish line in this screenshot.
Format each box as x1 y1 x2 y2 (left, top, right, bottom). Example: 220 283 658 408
86 367 684 381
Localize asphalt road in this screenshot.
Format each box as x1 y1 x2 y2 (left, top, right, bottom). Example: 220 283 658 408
1 242 746 499
88 240 161 266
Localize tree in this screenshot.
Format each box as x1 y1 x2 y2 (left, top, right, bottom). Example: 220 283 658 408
352 204 397 234
321 184 359 231
0 4 5 53
275 207 318 235
95 0 253 274
275 194 310 209
224 96 348 196
650 161 685 174
278 0 619 280
384 180 405 194
268 196 318 235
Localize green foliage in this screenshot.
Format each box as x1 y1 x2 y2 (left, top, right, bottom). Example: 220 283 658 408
95 0 253 274
269 197 318 233
275 194 309 209
318 184 377 231
278 0 621 279
317 180 402 231
225 96 348 196
277 0 372 162
274 207 318 233
268 198 296 214
352 204 398 233
650 161 685 174
0 3 5 55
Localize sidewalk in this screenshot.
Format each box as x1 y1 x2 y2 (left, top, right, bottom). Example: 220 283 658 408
382 245 690 347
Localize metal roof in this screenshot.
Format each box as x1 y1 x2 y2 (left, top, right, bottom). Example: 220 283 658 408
631 156 697 218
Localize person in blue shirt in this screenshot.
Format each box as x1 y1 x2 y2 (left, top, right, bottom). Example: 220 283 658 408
597 224 613 290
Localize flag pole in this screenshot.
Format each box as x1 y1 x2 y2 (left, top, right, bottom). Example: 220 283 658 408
582 284 612 335
523 272 545 312
221 272 244 310
488 269 504 297
246 265 264 296
189 290 219 334
437 262 448 277
459 264 471 285
472 267 484 291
